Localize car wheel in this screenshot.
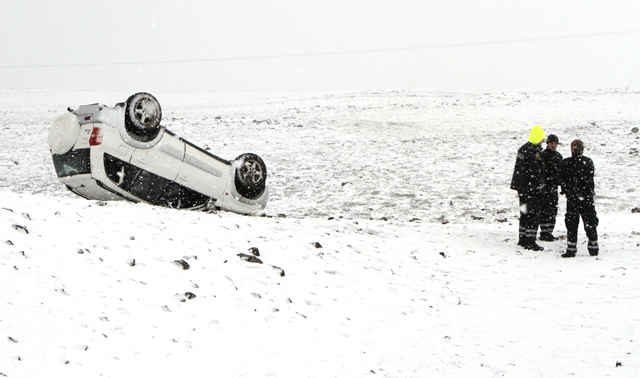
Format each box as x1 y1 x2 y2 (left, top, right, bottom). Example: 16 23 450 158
234 153 267 200
124 92 162 141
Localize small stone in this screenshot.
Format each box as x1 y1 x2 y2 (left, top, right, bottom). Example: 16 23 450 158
248 247 260 256
237 253 263 264
313 242 323 249
272 265 285 277
11 224 28 234
173 259 190 270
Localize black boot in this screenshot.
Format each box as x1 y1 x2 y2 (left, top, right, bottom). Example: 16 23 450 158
539 232 558 242
523 240 544 251
561 250 576 258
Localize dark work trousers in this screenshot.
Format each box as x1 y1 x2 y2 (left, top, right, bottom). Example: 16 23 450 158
565 197 599 254
518 191 541 242
539 189 559 235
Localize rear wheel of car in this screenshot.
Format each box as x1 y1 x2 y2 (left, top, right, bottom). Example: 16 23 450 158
125 92 162 141
234 153 267 200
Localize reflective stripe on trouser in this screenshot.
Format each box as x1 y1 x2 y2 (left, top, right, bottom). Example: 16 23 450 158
567 242 577 254
518 191 540 242
588 240 599 253
565 197 598 244
519 226 526 240
540 223 555 234
539 189 558 234
518 224 538 241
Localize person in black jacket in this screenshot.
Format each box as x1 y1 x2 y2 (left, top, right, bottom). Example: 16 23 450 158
510 125 546 251
539 134 563 241
560 140 599 258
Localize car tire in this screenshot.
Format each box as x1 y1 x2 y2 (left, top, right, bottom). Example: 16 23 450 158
234 153 267 200
124 92 162 141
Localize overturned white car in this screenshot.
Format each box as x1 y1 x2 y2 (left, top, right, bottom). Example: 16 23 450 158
48 93 268 215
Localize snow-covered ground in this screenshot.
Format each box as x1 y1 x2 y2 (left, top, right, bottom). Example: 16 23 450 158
1 89 639 377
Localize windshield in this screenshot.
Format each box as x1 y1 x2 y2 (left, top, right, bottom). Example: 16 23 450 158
52 148 91 178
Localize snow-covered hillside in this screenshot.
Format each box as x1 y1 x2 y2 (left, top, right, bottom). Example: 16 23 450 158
1 90 640 377
2 90 640 222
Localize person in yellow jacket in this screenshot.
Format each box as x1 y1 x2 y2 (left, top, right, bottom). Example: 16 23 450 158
510 126 546 251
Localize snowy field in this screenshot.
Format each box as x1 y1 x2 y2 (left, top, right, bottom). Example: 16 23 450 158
1 89 640 377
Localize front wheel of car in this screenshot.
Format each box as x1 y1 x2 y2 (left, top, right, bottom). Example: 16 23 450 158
234 153 267 200
124 92 162 141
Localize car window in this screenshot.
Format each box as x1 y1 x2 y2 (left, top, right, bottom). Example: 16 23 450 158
104 153 142 189
159 182 211 209
104 153 210 209
128 170 172 204
52 149 91 177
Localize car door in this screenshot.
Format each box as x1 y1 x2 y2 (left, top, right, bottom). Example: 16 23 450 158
129 132 185 182
175 144 229 200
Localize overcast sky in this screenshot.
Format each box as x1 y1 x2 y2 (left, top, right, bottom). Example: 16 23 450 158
2 1 640 93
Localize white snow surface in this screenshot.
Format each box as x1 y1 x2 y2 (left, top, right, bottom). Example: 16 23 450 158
1 89 640 377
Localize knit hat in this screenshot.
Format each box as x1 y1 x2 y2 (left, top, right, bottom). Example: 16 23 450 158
546 134 559 143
